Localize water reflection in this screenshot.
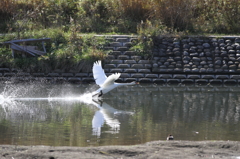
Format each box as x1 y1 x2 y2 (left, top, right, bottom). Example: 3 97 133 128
0 95 133 138
91 99 134 137
0 83 240 147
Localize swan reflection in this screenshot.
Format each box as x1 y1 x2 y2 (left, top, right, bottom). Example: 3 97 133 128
91 99 134 137
0 93 134 137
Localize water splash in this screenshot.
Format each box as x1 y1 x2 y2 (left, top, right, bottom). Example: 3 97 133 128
0 94 12 105
0 90 96 123
79 93 93 104
0 94 6 105
0 82 97 121
9 92 94 103
0 89 96 113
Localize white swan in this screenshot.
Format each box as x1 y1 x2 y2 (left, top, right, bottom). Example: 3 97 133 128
92 61 137 97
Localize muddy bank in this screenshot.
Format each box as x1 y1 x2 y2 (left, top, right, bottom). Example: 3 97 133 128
1 140 240 159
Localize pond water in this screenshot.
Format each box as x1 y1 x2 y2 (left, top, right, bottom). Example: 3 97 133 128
0 83 240 147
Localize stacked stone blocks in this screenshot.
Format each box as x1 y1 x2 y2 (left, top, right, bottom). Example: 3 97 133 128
152 37 240 74
1 36 240 84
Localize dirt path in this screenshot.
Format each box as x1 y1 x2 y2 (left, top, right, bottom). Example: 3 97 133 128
1 140 240 159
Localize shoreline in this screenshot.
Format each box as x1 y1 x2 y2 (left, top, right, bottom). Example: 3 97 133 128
1 140 240 159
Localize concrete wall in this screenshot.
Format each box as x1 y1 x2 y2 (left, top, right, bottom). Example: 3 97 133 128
1 35 240 84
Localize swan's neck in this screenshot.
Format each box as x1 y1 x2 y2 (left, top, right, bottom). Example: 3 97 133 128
115 82 135 86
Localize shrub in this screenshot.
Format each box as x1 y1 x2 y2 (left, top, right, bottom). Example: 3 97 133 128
150 0 196 32
1 0 239 34
194 0 240 34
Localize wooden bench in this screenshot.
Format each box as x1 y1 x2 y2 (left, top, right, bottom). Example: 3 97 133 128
3 38 51 58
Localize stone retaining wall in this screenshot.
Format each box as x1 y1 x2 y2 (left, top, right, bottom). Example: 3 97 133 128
1 35 240 84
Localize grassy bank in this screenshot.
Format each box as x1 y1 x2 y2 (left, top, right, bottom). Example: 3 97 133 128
0 0 239 71
0 30 108 72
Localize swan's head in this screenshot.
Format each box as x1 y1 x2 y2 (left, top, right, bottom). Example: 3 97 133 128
130 81 139 85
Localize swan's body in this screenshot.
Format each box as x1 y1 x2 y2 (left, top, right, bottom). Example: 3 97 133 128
92 61 137 97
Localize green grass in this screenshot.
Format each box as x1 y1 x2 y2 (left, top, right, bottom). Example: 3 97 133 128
0 28 109 72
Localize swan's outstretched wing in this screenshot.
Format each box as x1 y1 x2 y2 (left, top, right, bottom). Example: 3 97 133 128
93 61 107 86
101 73 121 87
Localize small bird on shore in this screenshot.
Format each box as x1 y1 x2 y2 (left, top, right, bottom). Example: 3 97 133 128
92 61 138 98
167 134 174 141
